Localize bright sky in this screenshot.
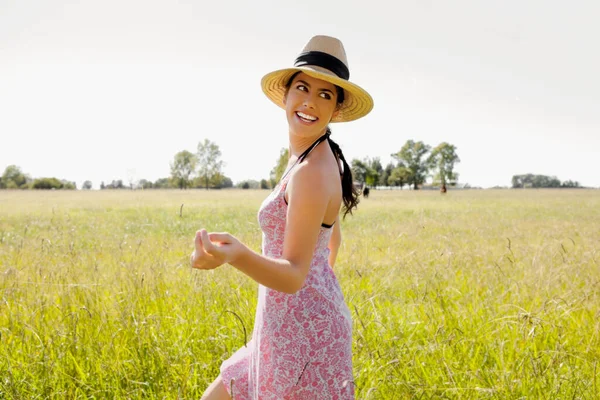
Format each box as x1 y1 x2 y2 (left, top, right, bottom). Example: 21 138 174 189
1 0 598 189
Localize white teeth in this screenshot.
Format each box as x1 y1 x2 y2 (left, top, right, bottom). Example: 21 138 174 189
296 112 317 121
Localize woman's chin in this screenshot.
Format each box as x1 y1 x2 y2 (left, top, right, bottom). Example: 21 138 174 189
288 124 328 138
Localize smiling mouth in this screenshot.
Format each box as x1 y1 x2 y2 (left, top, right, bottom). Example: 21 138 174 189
296 111 318 123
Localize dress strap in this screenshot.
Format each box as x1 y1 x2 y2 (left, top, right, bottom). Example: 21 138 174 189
298 131 331 163
279 132 331 184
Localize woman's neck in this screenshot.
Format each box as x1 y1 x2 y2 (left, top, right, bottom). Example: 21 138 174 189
288 130 328 158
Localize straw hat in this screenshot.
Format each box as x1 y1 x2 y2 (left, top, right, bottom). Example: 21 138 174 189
261 35 374 123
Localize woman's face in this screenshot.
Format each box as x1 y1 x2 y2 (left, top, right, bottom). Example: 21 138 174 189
284 72 339 138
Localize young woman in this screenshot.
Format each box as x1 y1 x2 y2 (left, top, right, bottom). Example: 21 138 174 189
191 35 373 399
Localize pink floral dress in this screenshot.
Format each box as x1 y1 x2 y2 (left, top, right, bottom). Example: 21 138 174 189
220 135 354 399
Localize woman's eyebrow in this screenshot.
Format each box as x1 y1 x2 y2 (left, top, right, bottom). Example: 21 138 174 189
296 79 333 93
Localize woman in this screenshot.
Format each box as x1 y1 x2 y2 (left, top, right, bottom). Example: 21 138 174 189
192 35 373 399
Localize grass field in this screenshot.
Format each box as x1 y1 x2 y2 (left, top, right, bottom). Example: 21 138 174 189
1 189 599 399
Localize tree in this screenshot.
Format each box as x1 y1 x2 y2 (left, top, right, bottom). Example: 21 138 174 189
82 181 93 190
380 163 394 187
138 179 153 189
270 148 289 187
30 177 75 190
61 180 76 190
103 180 124 189
533 175 560 188
1 165 30 189
388 165 411 189
365 157 383 187
511 174 578 189
32 177 63 189
561 180 581 188
237 180 259 189
154 178 171 189
260 179 270 189
221 177 233 188
392 140 431 190
428 142 460 190
351 158 384 187
197 139 224 190
209 172 226 188
170 150 197 189
351 159 368 185
191 172 232 189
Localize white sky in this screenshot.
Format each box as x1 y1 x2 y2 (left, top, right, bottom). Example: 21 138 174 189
1 0 598 189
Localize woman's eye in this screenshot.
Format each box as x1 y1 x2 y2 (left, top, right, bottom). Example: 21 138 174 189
320 92 332 100
296 84 307 92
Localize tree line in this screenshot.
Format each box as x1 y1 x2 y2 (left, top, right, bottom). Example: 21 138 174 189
0 165 77 190
0 140 235 191
350 140 460 190
511 174 581 189
0 138 588 191
163 139 463 191
266 140 462 191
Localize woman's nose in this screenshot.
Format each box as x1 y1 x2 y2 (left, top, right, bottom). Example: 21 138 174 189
302 95 316 109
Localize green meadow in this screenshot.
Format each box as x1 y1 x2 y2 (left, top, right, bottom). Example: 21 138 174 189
1 189 599 399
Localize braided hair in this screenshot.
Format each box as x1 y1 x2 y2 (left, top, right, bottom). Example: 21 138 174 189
325 130 359 218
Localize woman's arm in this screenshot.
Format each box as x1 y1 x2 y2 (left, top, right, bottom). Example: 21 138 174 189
327 216 341 267
192 164 330 294
192 230 301 293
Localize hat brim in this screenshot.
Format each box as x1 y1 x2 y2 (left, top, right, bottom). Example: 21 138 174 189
261 66 373 123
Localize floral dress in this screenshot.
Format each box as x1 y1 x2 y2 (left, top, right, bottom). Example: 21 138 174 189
220 133 354 399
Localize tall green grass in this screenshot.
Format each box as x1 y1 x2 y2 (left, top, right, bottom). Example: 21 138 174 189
1 189 598 399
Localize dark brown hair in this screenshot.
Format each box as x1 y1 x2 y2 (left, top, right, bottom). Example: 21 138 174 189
286 72 359 218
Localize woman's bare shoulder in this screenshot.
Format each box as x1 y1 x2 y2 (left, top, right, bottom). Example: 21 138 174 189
289 161 329 194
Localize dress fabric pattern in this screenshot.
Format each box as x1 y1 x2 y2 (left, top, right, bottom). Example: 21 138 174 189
220 169 354 399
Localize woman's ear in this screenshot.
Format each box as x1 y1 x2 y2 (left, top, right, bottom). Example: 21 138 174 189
282 91 288 106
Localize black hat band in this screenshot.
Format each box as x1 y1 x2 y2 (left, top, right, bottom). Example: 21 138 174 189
294 51 350 81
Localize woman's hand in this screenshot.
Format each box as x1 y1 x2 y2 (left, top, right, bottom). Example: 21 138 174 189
190 229 243 270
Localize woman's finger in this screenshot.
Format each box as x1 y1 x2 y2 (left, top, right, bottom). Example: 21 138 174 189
201 229 217 254
195 230 205 253
208 232 231 244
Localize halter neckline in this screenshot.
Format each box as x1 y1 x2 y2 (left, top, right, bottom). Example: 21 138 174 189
278 132 331 184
